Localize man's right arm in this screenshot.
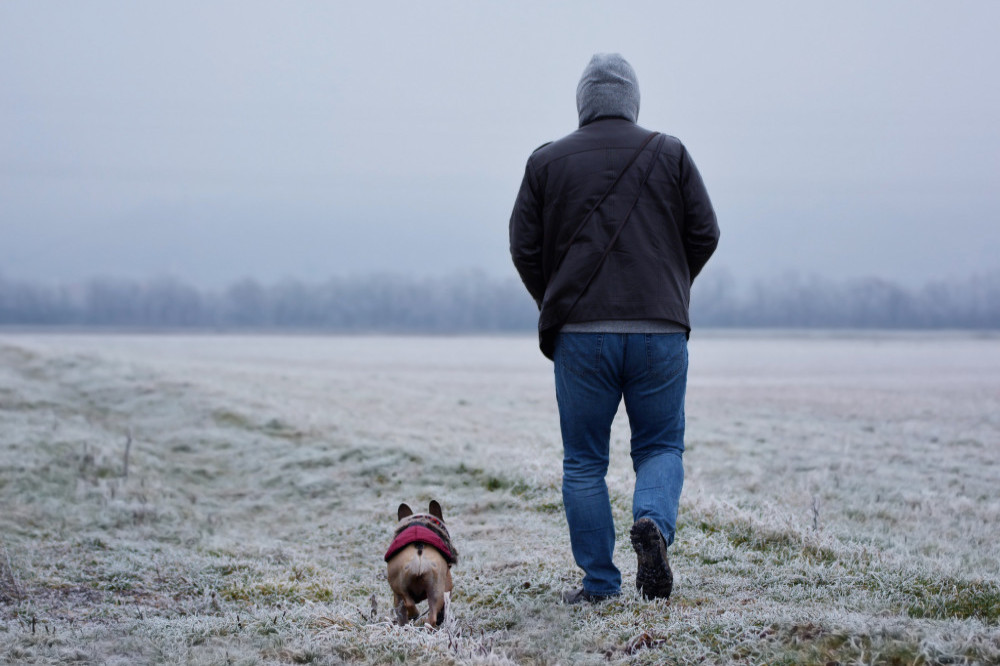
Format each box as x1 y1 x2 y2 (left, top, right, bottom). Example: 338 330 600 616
509 161 546 307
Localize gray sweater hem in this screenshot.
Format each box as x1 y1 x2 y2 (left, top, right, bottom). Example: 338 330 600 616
559 319 687 334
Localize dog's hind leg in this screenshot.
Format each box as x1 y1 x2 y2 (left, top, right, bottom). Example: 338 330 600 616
393 594 407 625
425 589 445 628
393 593 419 625
403 596 420 623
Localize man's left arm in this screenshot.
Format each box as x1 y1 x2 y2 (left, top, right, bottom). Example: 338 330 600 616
509 161 546 307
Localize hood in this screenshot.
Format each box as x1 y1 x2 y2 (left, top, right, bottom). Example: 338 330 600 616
576 53 640 127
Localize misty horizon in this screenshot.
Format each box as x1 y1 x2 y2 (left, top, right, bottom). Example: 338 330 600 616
3 267 997 331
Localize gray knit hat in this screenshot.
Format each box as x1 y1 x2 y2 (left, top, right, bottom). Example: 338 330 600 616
576 53 640 126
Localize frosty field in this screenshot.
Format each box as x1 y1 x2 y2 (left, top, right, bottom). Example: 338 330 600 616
1 331 998 665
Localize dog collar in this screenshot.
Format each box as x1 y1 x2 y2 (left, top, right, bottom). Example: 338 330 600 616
411 513 447 532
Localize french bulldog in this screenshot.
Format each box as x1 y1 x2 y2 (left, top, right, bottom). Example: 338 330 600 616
384 500 457 628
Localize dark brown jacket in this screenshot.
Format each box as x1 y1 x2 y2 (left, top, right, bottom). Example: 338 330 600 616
509 118 720 358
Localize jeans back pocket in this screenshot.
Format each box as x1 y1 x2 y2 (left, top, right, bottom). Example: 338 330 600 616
556 333 606 376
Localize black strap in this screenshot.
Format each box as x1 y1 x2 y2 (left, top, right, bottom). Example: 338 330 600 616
551 131 660 275
558 133 667 329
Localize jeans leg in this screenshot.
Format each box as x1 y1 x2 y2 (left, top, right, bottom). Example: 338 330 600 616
623 333 687 546
554 333 623 595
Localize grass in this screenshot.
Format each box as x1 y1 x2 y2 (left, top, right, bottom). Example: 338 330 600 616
904 576 1000 622
1 332 998 664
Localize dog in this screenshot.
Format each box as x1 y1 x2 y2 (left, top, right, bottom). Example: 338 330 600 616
384 500 457 628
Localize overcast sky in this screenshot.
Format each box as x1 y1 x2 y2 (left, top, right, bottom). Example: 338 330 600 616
2 1 998 288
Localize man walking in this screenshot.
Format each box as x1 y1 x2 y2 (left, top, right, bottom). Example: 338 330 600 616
509 53 719 603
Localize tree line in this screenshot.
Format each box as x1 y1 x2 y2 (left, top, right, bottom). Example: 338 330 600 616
690 270 1000 329
0 269 997 331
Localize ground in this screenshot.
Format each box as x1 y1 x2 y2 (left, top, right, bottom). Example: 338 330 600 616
1 331 998 665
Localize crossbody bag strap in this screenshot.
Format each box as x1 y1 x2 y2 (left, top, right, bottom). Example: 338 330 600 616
561 132 667 324
551 131 660 275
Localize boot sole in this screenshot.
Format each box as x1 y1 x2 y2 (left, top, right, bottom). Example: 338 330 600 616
630 518 673 600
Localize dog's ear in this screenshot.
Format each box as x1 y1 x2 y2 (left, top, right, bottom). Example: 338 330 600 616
428 500 444 521
397 503 413 521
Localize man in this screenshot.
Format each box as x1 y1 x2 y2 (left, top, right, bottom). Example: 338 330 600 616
509 53 719 603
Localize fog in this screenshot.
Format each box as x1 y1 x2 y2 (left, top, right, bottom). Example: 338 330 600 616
2 1 999 289
3 270 997 330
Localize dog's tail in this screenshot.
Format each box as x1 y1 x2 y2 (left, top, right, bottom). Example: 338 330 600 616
406 543 437 577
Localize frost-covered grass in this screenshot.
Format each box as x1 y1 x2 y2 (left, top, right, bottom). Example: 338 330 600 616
1 331 998 665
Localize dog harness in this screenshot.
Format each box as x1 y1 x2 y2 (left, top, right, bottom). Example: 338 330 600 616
384 514 457 565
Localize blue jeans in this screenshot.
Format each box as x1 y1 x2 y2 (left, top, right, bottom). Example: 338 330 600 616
554 332 687 596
